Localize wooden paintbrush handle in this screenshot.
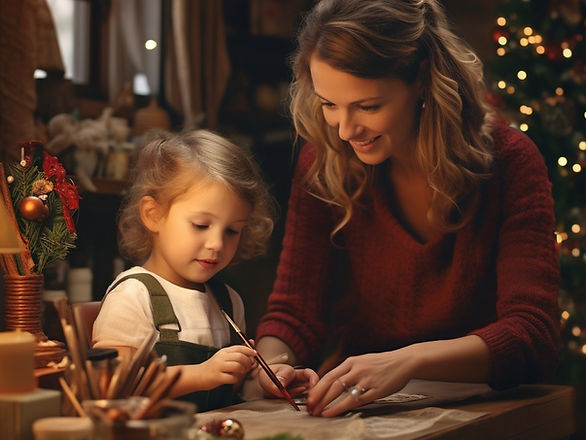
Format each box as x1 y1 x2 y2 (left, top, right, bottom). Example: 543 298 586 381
132 368 182 420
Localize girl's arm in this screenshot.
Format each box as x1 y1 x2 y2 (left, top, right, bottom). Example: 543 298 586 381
168 345 257 397
109 344 257 398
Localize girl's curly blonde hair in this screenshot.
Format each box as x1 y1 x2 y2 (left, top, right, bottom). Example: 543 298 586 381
118 129 275 264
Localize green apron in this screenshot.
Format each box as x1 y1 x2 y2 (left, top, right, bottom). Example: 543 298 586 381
106 273 241 411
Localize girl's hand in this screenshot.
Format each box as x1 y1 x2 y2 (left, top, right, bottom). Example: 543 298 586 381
201 345 257 389
258 364 319 398
306 351 416 417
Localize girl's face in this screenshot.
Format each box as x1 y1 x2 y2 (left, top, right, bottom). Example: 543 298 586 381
309 54 421 165
143 179 251 290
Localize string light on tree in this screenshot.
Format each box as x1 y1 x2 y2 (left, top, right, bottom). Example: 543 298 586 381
520 105 533 115
487 0 586 370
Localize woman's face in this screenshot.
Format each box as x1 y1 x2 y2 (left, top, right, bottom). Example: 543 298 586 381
309 54 421 165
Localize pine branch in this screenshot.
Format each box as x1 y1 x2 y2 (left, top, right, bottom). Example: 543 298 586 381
5 155 79 274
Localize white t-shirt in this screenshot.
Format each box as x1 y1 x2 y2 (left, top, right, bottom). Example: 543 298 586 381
92 266 246 351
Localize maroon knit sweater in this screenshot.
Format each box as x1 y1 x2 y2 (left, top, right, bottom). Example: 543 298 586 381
256 122 561 390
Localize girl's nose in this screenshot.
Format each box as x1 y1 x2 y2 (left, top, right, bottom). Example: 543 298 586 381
205 232 223 251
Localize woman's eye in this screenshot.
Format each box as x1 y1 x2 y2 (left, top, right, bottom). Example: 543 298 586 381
320 102 335 109
359 104 380 111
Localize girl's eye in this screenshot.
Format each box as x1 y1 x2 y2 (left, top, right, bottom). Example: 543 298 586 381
192 224 208 230
226 229 241 236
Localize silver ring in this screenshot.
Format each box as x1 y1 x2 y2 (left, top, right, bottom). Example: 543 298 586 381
348 385 366 400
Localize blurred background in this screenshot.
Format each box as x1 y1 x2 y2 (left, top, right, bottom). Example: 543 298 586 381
0 0 584 435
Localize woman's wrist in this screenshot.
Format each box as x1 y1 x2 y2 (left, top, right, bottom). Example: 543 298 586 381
399 342 428 379
397 336 491 383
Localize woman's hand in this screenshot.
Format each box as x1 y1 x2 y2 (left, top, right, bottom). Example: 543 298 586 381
258 364 319 398
306 336 492 417
306 351 417 417
200 345 258 390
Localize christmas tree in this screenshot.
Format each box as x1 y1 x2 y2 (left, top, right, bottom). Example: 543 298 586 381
485 0 586 394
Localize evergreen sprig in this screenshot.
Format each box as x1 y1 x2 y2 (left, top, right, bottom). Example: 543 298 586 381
7 148 79 274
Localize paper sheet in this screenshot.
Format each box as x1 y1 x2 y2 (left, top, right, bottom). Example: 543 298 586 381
195 380 491 439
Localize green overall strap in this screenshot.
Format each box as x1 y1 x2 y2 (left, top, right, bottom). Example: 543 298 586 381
106 273 180 343
203 277 241 346
106 273 237 345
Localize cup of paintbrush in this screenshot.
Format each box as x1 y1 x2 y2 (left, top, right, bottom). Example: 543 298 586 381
83 395 195 440
86 348 118 399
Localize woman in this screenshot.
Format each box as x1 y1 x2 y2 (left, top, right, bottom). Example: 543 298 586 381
255 0 561 417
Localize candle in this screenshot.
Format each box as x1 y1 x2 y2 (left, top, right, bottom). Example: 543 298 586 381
0 330 35 393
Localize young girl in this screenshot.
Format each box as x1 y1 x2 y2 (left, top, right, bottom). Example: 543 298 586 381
92 129 296 410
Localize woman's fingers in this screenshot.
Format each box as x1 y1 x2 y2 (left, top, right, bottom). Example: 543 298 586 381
306 374 349 416
320 387 377 417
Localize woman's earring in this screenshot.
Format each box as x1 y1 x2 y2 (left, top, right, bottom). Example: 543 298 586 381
421 101 426 110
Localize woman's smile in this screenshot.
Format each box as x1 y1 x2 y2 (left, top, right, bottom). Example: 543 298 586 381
349 135 382 153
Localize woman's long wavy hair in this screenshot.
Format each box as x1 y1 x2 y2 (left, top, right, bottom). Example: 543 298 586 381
290 0 495 236
118 130 275 264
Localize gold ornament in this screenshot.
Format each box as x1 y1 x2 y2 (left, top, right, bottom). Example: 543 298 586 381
220 418 245 439
18 196 49 221
200 418 245 439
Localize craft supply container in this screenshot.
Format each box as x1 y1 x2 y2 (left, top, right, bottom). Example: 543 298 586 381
83 396 195 440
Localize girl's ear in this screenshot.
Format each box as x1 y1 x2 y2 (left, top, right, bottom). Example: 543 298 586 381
140 196 163 232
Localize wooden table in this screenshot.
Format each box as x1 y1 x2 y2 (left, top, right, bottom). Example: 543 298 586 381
418 384 575 439
196 382 576 440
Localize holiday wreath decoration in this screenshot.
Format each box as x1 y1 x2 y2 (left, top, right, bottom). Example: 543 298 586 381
0 141 80 362
0 140 80 276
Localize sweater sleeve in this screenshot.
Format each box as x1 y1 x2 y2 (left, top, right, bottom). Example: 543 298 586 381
470 125 561 389
256 145 335 363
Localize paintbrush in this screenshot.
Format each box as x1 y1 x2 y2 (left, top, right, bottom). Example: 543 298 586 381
221 310 300 411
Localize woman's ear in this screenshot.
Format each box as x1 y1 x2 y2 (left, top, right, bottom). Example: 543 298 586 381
415 60 429 97
140 196 163 232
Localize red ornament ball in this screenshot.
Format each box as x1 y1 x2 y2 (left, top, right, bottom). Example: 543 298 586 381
492 28 510 44
19 196 48 221
545 43 563 61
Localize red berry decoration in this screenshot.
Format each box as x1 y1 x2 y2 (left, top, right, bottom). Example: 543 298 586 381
492 28 510 44
19 196 48 221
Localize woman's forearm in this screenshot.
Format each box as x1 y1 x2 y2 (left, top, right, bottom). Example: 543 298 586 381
406 334 491 383
256 336 297 366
